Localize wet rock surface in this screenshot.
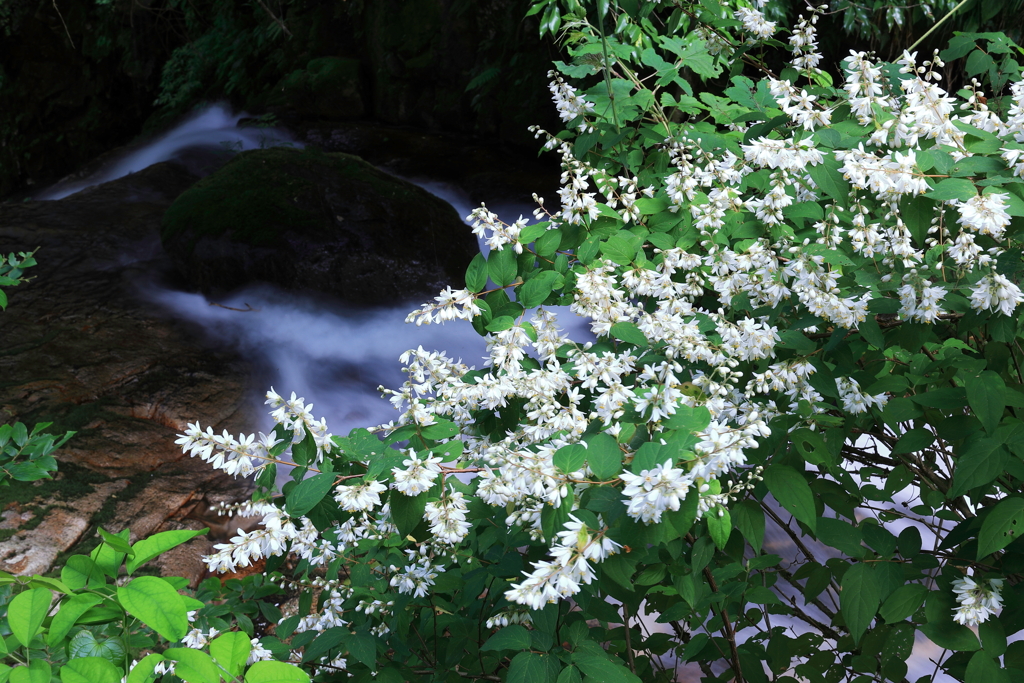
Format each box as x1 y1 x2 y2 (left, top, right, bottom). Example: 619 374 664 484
0 162 256 580
161 146 480 305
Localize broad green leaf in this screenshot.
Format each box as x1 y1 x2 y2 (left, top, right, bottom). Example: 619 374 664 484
481 625 531 651
98 527 135 556
840 563 879 644
210 631 252 678
926 178 977 201
966 370 1007 435
60 657 121 683
8 660 49 683
556 665 583 683
706 506 732 549
806 157 850 201
965 651 1003 683
731 500 765 554
9 587 52 648
572 649 642 683
465 253 488 292
880 583 927 623
91 528 129 577
815 517 865 558
609 322 648 347
507 652 557 683
347 633 377 670
285 473 337 517
127 654 166 683
127 528 209 575
48 594 104 647
950 438 1007 498
977 497 1024 559
920 621 980 651
165 648 221 683
519 271 559 308
488 247 518 287
67 626 125 663
583 433 621 480
553 444 587 474
389 490 428 537
117 576 189 642
764 465 817 533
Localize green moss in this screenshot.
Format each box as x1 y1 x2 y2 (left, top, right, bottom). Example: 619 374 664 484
162 147 423 256
0 461 107 509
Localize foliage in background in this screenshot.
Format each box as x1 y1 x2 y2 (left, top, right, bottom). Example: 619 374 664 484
0 254 73 486
0 526 311 683
170 2 1024 683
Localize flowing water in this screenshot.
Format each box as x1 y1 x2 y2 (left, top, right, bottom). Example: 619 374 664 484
37 105 966 682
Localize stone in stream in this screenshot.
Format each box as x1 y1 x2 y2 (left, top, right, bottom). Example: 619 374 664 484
0 162 257 584
161 146 479 305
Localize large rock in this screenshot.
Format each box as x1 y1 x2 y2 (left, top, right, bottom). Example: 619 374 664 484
161 147 479 304
0 162 256 579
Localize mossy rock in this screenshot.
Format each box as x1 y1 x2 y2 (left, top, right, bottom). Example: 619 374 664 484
161 147 477 305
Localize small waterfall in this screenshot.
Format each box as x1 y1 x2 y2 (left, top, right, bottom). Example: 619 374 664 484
38 104 298 200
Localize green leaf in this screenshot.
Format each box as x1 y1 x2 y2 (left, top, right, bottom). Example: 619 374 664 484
348 633 377 670
553 444 587 474
508 652 560 683
61 555 105 591
840 563 880 644
806 157 850 201
117 576 189 642
47 593 105 647
977 497 1024 559
572 647 641 683
389 490 428 538
245 660 311 683
520 271 559 308
210 631 252 679
609 322 648 347
965 650 1002 683
91 528 130 577
165 648 221 683
481 625 531 651
583 433 621 480
465 253 488 292
285 473 337 517
9 587 52 648
98 527 135 556
951 438 1007 498
880 583 927 624
926 178 977 202
60 657 122 683
706 506 732 549
600 235 636 265
8 660 49 683
488 247 518 287
556 665 583 683
966 370 1007 435
731 500 765 554
127 528 209 575
920 620 980 651
764 465 817 533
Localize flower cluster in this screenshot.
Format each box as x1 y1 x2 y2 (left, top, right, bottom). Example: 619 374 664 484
951 576 1003 626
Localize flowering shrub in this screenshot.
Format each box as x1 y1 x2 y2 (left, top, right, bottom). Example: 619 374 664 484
176 1 1024 681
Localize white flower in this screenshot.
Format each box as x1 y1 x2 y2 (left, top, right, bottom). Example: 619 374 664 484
391 452 443 496
971 272 1023 317
952 576 1003 626
334 479 387 512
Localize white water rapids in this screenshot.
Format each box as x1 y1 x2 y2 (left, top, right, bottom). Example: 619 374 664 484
36 105 970 682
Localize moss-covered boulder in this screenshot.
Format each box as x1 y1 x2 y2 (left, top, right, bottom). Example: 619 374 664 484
161 147 477 305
